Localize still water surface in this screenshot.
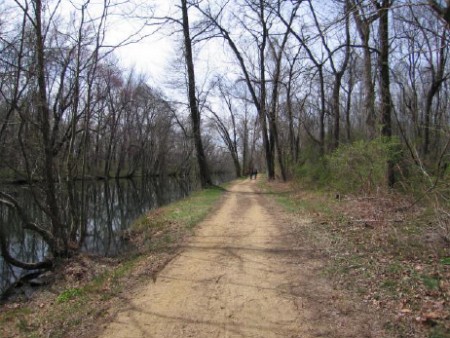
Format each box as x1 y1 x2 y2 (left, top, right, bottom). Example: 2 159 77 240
0 175 230 296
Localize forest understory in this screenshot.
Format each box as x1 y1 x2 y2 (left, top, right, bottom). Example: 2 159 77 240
270 180 450 338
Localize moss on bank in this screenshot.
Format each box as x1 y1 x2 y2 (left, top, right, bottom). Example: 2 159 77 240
0 184 229 338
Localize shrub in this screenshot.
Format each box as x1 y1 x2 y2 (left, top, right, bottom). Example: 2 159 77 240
296 137 402 194
295 157 331 188
329 137 401 193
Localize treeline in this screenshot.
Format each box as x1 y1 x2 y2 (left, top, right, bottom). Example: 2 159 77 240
0 0 233 270
0 2 195 183
181 0 450 192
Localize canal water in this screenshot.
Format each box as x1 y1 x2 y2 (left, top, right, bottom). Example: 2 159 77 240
0 174 232 297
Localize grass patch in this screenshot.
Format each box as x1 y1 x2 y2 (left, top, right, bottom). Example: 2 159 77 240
264 180 333 217
421 275 440 291
133 185 226 231
0 306 38 336
164 186 226 229
429 326 450 338
44 263 133 336
440 257 450 265
56 287 85 303
0 306 32 323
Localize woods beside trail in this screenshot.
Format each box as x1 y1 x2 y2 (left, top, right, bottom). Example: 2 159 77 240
1 0 450 337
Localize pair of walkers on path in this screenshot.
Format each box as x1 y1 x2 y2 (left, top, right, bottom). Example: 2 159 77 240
249 168 258 180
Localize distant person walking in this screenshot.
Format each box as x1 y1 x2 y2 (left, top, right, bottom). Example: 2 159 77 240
250 168 258 180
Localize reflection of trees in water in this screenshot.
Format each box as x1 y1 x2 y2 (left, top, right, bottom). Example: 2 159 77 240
0 189 49 294
0 174 232 295
175 174 198 197
0 258 18 296
0 176 199 295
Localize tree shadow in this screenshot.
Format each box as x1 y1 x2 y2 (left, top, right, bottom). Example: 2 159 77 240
110 293 302 338
209 184 293 196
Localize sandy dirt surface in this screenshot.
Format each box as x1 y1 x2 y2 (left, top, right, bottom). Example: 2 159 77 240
98 178 385 338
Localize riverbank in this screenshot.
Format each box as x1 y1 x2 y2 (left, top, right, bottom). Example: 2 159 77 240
0 184 228 338
0 175 233 297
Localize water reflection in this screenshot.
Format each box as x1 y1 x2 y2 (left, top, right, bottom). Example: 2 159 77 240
0 185 50 297
81 177 192 256
0 174 232 296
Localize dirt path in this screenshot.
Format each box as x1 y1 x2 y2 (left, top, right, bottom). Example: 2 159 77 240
98 179 384 338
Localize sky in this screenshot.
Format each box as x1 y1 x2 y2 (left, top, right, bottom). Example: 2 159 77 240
1 0 337 108
114 30 175 85
109 0 179 86
1 0 176 85
109 0 233 101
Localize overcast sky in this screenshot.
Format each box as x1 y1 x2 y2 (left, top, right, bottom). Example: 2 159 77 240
110 0 233 100
104 0 179 86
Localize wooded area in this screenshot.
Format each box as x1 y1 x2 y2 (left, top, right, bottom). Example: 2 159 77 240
0 0 449 276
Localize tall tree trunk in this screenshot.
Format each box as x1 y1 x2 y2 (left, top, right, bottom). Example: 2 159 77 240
332 12 351 150
258 1 275 180
34 0 66 255
181 0 212 188
309 0 351 151
318 67 326 155
378 0 395 186
423 31 447 156
266 11 294 181
332 72 344 150
352 1 377 139
363 39 377 139
231 153 241 178
286 83 296 162
345 65 354 142
242 113 249 174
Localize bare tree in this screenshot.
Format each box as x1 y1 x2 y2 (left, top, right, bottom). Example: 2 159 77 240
0 0 182 270
283 46 304 163
180 0 212 187
191 0 302 179
308 1 351 150
275 1 327 155
428 0 450 26
351 0 379 138
266 3 297 180
206 77 242 177
375 0 395 186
